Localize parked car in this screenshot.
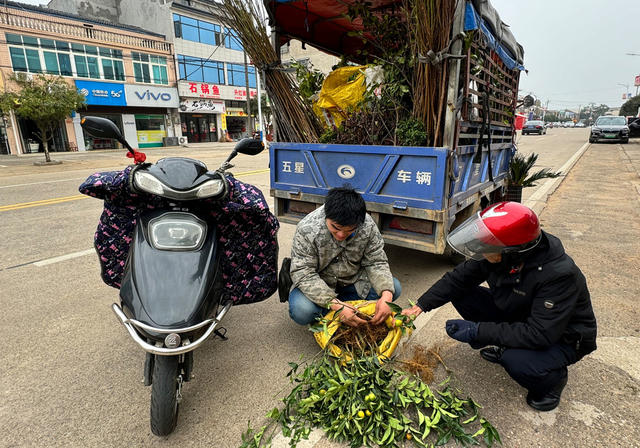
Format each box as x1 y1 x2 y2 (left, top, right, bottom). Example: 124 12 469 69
522 120 546 135
575 122 586 128
589 116 629 143
564 122 575 128
546 122 554 128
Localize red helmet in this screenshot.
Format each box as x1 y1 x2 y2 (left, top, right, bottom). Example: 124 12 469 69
447 202 541 260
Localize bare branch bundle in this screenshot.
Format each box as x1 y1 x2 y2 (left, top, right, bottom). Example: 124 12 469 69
212 0 322 142
407 0 456 146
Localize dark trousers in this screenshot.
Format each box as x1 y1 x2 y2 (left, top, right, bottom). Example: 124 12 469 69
451 286 579 397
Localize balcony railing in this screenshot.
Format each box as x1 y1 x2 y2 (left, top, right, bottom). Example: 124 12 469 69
0 11 172 54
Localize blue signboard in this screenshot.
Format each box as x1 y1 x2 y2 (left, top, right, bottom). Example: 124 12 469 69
270 143 448 211
75 80 126 106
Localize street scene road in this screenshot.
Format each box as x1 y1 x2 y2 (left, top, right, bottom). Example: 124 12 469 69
2 128 639 447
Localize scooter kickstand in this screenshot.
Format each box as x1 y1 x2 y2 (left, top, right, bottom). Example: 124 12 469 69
214 327 228 340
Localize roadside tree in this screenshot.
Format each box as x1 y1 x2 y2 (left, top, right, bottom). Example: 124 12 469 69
0 74 85 163
620 95 640 117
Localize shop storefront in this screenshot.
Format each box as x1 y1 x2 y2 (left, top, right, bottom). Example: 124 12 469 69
75 80 126 150
124 85 179 148
225 107 249 140
178 81 256 143
75 80 179 150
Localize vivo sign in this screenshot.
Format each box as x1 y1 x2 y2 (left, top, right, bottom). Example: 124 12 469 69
135 90 172 102
124 85 179 108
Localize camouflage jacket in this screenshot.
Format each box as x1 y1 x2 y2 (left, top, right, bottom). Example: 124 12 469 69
290 206 395 306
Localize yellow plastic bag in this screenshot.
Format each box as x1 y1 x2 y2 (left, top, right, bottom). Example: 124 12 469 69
314 300 409 363
314 66 367 128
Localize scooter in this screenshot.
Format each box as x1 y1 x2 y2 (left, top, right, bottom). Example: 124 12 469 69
80 116 266 436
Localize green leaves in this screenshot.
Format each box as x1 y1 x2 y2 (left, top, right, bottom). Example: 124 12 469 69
238 351 501 448
509 152 562 187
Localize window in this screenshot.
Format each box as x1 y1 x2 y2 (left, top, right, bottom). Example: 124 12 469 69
99 47 125 81
9 47 27 72
74 55 89 78
57 53 72 76
227 63 256 88
132 52 168 85
224 28 243 51
5 33 126 81
173 13 222 46
43 52 59 74
177 55 225 84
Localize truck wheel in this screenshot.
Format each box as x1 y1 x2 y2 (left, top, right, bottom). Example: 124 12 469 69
621 138 629 144
150 355 180 436
443 246 466 266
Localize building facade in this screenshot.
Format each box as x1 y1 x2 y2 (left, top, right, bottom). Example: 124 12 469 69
0 1 178 155
48 0 259 143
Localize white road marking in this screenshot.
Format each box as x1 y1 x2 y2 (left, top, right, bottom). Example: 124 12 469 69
0 177 85 189
33 248 95 267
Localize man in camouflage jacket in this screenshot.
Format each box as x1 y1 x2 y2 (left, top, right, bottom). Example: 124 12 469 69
288 187 401 326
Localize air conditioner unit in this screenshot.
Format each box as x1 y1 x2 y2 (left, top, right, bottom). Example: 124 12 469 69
178 136 188 146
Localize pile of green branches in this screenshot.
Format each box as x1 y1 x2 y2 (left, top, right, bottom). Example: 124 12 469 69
239 306 500 448
239 353 501 448
213 0 322 143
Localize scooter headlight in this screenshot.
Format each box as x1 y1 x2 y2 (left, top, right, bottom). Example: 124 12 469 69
133 172 227 200
195 178 226 198
149 213 206 251
134 171 165 196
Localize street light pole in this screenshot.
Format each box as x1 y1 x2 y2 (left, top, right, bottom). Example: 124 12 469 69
618 82 631 100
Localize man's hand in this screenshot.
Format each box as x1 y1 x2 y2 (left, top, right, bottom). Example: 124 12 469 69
370 291 393 325
445 319 478 343
401 305 423 318
331 300 368 327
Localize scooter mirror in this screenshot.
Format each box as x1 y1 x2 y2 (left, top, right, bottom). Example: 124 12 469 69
81 116 125 142
234 137 264 156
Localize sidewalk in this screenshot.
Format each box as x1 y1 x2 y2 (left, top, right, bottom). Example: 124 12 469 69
275 141 640 447
0 141 238 177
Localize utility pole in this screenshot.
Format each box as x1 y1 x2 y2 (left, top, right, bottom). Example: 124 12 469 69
244 51 251 136
542 99 549 121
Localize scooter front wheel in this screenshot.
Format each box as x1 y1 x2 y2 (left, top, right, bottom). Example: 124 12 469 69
150 354 180 436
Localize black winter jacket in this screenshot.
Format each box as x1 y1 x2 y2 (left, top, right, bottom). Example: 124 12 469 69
417 231 597 355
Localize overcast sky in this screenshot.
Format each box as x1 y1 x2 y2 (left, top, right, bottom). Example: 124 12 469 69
491 0 640 111
16 0 640 111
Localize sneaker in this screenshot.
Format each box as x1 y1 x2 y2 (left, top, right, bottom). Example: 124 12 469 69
479 346 505 364
526 371 568 412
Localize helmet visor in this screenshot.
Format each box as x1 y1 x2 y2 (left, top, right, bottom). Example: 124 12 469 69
446 212 506 260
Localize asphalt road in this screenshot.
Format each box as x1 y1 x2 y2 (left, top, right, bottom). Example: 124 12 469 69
2 128 634 447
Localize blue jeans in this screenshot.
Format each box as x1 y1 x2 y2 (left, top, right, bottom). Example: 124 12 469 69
288 277 402 325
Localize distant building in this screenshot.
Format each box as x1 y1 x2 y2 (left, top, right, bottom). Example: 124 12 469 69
0 1 176 155
281 39 340 75
48 0 259 142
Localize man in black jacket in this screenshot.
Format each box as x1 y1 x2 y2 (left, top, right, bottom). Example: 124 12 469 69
403 202 597 411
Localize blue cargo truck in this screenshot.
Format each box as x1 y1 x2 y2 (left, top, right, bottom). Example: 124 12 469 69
266 0 525 254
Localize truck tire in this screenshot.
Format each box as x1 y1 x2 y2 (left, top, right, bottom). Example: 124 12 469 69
621 138 629 144
443 246 466 266
150 355 180 436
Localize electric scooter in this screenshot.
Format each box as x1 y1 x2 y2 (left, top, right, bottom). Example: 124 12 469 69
80 116 266 436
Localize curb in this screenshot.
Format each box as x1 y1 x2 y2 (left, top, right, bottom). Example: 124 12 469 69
523 141 590 216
